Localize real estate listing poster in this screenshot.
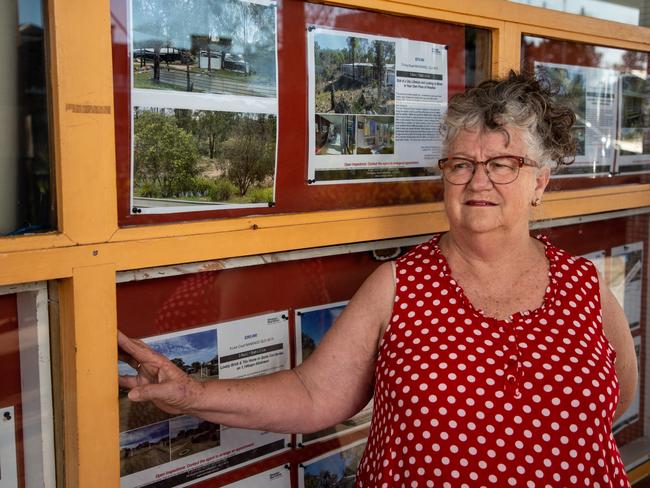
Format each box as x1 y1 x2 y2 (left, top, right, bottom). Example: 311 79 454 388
535 61 618 176
118 312 290 487
129 0 278 214
616 72 650 174
222 466 290 487
611 241 644 332
307 27 447 183
298 439 367 488
295 302 373 444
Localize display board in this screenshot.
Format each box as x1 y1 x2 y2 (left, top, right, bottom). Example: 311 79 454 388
111 0 481 225
522 36 650 190
117 250 382 486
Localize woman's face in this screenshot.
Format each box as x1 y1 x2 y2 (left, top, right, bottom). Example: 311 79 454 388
443 126 550 236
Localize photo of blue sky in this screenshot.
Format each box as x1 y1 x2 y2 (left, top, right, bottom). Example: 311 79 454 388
314 32 350 51
300 304 346 347
120 421 169 450
119 328 218 376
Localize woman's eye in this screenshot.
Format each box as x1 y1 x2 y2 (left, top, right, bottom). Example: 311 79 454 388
451 162 471 170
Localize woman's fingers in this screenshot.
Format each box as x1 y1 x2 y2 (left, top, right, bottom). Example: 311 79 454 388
127 378 198 407
119 374 141 389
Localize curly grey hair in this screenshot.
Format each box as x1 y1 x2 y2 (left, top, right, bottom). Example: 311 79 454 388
442 71 577 169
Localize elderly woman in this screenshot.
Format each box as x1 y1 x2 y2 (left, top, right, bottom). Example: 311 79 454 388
119 72 637 487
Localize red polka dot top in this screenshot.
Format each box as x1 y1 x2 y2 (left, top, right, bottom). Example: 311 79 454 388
356 234 629 488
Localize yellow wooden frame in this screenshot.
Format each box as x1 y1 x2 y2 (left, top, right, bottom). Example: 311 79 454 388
6 0 650 485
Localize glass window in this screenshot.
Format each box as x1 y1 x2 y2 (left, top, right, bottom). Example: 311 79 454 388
510 0 650 27
522 35 650 188
1 0 54 236
111 0 492 225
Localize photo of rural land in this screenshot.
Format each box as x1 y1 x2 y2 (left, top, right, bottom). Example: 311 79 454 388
120 421 171 476
538 65 587 155
133 107 276 207
299 304 373 443
132 0 276 97
302 442 366 488
314 32 395 115
119 328 219 432
170 415 221 461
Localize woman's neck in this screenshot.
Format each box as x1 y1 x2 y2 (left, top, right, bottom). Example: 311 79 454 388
440 226 538 272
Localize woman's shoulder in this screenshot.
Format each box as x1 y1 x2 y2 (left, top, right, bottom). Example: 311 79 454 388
396 233 442 265
535 234 600 280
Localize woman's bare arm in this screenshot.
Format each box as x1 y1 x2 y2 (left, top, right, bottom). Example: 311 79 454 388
599 277 637 422
118 262 395 433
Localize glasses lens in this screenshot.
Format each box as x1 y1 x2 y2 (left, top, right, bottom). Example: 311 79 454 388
442 158 474 184
486 157 520 184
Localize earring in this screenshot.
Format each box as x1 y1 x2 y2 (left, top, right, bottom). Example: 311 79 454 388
531 197 542 207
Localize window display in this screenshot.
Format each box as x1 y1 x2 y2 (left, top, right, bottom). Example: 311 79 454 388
112 0 491 225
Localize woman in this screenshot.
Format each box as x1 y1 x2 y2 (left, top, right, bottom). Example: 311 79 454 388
119 72 637 486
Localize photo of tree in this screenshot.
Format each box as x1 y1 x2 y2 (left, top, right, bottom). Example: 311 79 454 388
133 107 276 206
120 421 171 476
302 442 366 488
314 32 395 115
132 0 276 97
170 415 221 461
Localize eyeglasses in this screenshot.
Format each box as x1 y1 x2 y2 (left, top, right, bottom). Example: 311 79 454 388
437 155 537 185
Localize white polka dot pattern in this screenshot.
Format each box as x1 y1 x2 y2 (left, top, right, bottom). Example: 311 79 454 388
356 234 629 487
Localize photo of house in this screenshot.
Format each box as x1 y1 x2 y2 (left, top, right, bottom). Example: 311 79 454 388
313 31 395 115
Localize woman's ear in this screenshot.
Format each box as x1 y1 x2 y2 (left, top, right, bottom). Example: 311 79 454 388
534 166 551 198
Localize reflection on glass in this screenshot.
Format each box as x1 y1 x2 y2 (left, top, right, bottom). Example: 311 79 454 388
0 0 54 236
510 0 647 26
522 35 650 177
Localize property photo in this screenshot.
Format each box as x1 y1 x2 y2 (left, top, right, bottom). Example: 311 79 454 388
120 421 171 476
131 0 276 97
302 442 366 488
354 116 394 154
314 114 355 155
170 415 221 461
119 328 219 432
133 107 276 206
313 31 395 115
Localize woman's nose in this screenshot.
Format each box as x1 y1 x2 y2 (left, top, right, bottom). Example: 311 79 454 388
467 162 493 188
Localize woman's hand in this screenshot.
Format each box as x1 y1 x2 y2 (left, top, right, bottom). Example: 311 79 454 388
118 330 205 416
